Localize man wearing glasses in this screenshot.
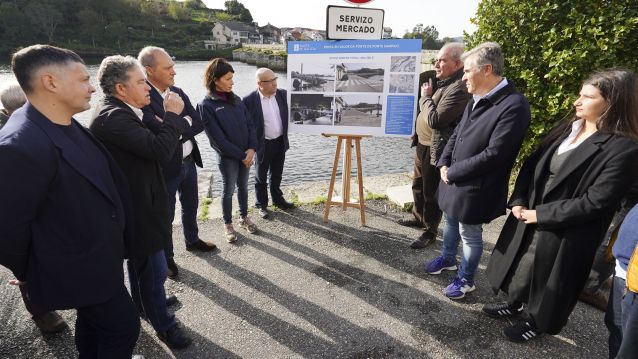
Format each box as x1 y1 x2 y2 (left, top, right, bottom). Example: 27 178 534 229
243 68 292 218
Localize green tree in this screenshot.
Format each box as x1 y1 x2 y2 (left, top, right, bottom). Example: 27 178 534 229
25 1 64 43
224 0 253 22
167 0 190 22
467 0 638 160
403 23 442 50
78 8 104 48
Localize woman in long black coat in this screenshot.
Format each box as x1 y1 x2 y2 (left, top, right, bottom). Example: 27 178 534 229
484 69 638 342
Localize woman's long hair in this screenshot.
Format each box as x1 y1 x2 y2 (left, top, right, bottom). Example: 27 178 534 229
542 69 638 146
204 58 235 104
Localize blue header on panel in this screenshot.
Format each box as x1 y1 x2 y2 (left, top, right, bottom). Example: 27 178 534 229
287 39 421 54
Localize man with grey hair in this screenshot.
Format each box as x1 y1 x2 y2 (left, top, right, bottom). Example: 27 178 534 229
425 42 530 300
89 55 193 349
0 82 26 129
398 42 471 249
138 47 215 281
243 67 291 218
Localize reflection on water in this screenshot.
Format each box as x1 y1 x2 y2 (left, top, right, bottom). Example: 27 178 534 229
0 61 412 195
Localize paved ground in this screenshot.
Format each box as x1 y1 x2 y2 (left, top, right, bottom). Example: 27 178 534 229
0 176 609 358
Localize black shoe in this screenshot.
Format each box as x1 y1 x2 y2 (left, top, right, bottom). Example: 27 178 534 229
166 294 178 307
157 324 192 349
33 311 67 333
167 257 179 279
185 239 217 252
482 302 524 318
410 232 436 249
503 320 541 343
397 218 422 227
273 200 294 209
258 207 270 219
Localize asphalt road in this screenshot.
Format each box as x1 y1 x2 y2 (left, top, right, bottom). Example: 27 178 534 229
0 200 608 358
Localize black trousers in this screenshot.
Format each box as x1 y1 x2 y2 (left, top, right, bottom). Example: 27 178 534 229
255 136 286 208
75 285 140 359
411 143 442 233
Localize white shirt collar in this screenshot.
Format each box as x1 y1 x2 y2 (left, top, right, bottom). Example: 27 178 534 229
473 78 508 107
259 90 275 100
125 102 144 121
150 82 170 99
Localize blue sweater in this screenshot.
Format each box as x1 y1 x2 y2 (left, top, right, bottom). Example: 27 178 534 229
613 203 638 271
197 92 257 161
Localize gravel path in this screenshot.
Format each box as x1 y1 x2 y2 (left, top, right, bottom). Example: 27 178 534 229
0 195 608 358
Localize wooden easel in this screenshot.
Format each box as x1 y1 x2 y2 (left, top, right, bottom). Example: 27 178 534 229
322 134 370 226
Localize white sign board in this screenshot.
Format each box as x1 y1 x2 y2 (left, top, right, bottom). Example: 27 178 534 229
326 5 384 40
287 39 422 137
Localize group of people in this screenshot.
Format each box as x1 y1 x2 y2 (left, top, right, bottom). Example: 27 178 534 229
1 39 638 358
0 44 292 358
401 41 638 356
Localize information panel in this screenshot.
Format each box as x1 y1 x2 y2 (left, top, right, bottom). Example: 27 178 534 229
287 39 421 137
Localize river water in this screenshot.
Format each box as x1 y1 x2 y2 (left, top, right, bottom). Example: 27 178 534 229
0 60 413 194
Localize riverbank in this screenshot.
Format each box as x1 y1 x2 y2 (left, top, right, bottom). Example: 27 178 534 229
0 173 608 358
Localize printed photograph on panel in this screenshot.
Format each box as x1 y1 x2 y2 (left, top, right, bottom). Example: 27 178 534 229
335 63 384 93
334 95 382 127
290 63 336 92
290 94 335 125
390 56 416 72
389 74 416 94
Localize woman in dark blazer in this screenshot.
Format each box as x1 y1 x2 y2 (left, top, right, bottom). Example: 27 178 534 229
484 69 638 342
198 58 258 242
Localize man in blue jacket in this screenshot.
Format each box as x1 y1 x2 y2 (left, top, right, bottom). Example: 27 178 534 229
425 42 531 300
0 45 140 358
243 67 292 219
139 47 216 279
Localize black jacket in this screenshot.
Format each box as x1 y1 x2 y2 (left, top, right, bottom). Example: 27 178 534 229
436 82 531 224
487 131 638 334
242 89 289 163
90 96 190 260
0 103 134 311
142 83 204 179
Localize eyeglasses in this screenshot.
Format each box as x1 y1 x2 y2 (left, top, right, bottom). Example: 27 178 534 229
260 77 278 83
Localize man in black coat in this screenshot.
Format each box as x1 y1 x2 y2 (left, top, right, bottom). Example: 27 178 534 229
243 67 292 218
139 47 216 279
399 43 471 249
0 45 140 358
424 42 530 300
90 55 192 349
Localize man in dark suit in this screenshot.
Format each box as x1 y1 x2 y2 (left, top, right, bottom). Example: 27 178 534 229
424 42 530 300
90 55 192 349
243 67 291 218
0 45 140 358
138 47 216 279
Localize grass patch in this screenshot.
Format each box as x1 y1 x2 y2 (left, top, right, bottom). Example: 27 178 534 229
290 190 302 207
364 191 388 201
310 195 328 205
198 197 213 222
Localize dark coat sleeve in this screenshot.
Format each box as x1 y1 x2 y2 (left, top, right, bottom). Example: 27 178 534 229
536 144 638 229
178 88 204 140
0 144 51 280
244 101 258 151
446 101 529 183
508 147 545 208
92 108 187 164
437 117 461 168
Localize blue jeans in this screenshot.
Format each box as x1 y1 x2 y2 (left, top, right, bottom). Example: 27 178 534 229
165 158 199 258
218 155 249 224
441 213 484 282
127 250 175 333
618 289 638 359
606 275 624 358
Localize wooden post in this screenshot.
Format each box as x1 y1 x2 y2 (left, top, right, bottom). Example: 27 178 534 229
322 134 370 226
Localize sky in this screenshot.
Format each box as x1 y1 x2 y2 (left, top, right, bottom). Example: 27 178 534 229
201 0 479 38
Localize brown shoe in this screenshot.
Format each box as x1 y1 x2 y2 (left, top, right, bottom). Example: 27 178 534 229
410 231 436 249
33 311 67 333
579 290 608 311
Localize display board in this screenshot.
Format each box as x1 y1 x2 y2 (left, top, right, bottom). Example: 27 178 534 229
287 39 422 137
